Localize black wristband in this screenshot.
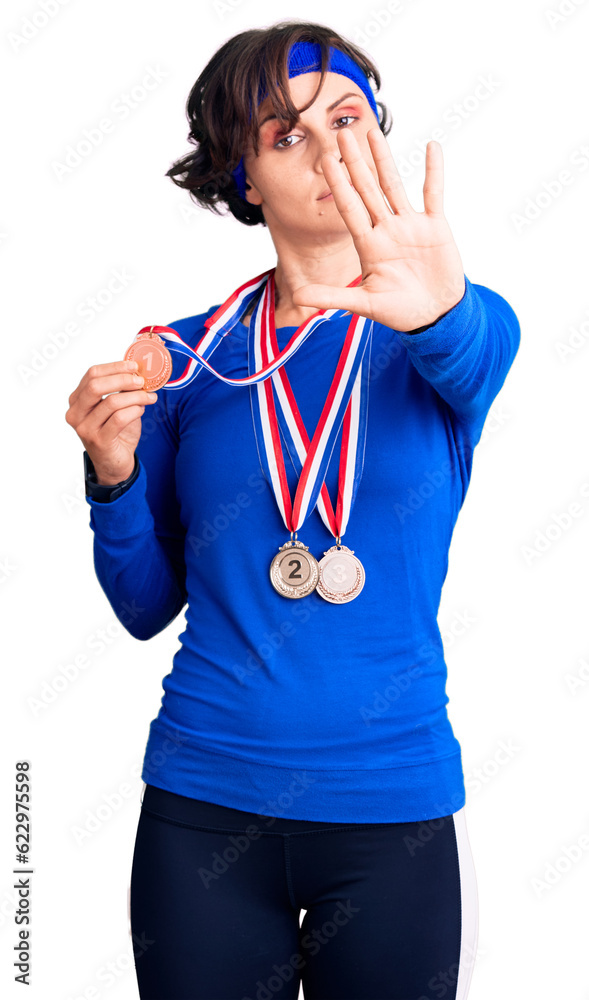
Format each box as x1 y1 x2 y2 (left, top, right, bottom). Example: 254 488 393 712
405 323 433 335
84 451 140 502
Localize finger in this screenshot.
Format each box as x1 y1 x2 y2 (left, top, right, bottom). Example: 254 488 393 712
321 151 375 242
366 128 413 215
75 389 155 441
423 140 444 215
68 368 148 423
91 403 148 448
335 128 391 227
68 360 139 407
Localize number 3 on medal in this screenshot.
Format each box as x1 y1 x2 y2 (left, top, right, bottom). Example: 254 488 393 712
327 562 347 585
316 545 366 604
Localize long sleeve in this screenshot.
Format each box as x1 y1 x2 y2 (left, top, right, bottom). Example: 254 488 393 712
84 361 187 642
394 274 521 435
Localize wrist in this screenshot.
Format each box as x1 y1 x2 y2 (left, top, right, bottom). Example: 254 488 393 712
94 465 135 486
84 451 140 502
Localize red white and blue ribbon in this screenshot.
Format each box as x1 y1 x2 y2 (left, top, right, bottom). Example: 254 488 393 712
248 271 373 537
140 267 360 390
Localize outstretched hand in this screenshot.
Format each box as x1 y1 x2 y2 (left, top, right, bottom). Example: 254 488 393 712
292 129 466 333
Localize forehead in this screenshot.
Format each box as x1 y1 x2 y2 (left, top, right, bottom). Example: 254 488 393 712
256 70 366 123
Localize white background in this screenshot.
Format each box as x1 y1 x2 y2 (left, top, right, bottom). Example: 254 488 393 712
3 0 589 997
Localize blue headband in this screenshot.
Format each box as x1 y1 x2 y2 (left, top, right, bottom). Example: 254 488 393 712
231 41 379 201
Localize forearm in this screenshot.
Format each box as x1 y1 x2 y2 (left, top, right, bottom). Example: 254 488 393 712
86 459 186 640
394 274 521 423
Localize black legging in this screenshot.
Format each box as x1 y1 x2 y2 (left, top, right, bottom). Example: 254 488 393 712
129 784 478 999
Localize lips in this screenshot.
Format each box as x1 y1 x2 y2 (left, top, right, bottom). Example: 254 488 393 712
317 180 355 200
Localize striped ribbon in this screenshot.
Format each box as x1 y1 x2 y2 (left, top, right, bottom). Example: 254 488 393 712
248 271 373 536
141 267 362 390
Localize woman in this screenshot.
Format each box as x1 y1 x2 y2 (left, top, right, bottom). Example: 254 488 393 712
66 19 520 1000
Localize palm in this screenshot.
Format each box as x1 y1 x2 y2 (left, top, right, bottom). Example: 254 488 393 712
292 130 466 333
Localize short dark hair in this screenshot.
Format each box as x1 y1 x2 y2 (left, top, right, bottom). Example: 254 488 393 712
165 19 393 227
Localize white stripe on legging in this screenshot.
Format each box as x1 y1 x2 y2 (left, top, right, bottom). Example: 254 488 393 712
453 806 480 999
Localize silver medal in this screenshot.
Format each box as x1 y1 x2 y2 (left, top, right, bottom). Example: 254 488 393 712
270 539 319 599
316 543 365 604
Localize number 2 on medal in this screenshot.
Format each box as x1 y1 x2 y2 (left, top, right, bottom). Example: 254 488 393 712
288 558 302 580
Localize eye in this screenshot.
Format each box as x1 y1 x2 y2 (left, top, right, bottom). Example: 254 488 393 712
274 134 301 149
333 115 358 129
273 115 359 149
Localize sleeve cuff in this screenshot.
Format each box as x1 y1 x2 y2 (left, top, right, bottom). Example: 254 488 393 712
85 456 155 539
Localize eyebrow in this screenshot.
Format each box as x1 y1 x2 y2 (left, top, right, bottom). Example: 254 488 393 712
258 91 366 128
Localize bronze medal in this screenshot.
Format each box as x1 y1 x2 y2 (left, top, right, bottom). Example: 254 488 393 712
124 327 173 391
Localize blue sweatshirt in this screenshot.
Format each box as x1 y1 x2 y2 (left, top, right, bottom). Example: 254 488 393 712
85 274 520 823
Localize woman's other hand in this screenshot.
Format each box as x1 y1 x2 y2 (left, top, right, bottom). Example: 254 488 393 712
65 360 159 485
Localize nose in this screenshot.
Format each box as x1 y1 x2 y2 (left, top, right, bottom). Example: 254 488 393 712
314 136 351 182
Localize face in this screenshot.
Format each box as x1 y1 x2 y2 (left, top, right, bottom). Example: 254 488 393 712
242 70 381 238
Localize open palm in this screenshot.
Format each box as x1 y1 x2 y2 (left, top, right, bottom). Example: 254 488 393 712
292 128 466 333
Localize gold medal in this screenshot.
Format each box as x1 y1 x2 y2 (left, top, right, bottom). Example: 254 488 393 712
269 539 319 599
